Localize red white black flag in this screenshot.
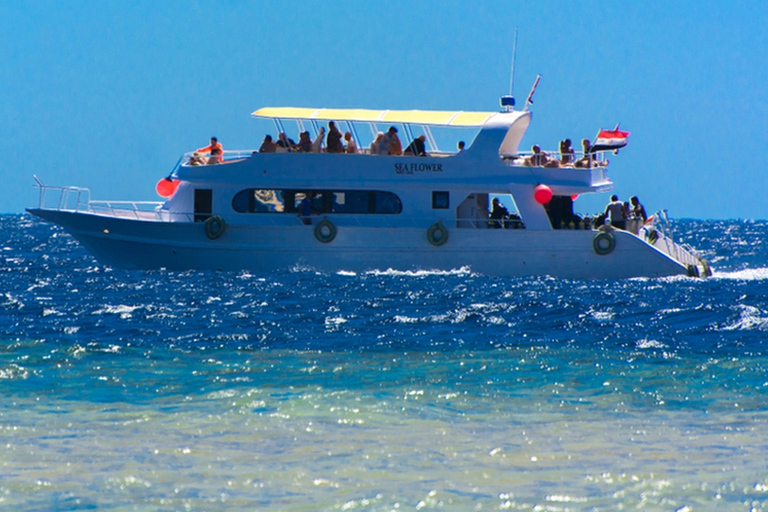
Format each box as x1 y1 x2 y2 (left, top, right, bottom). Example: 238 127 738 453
591 127 630 152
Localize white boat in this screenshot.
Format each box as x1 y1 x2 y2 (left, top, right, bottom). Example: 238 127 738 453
27 98 711 279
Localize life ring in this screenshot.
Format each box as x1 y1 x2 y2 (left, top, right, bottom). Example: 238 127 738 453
204 214 226 240
593 231 615 255
427 221 449 247
314 217 337 243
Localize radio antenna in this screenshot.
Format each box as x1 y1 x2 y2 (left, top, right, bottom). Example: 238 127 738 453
500 27 519 111
509 27 518 97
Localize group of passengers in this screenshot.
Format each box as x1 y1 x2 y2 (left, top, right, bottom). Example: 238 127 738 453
602 195 647 233
257 121 361 154
523 138 603 168
190 123 457 165
189 137 224 166
257 122 432 157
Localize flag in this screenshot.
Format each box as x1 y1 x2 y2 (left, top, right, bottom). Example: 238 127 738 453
524 75 541 111
591 127 630 152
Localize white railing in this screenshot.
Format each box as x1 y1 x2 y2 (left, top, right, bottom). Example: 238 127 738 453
641 211 702 267
504 149 609 168
32 176 167 220
178 149 257 168
33 175 92 212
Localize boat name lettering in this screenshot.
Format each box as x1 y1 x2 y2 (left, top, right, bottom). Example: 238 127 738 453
394 163 443 175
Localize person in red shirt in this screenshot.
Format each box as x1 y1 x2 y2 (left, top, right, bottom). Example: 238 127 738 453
197 137 223 163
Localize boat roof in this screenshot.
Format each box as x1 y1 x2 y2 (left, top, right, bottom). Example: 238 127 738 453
251 107 498 127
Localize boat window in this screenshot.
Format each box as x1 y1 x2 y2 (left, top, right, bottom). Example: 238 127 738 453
455 193 525 229
373 191 402 214
233 189 401 214
332 191 367 213
194 189 213 222
432 191 449 209
232 189 285 213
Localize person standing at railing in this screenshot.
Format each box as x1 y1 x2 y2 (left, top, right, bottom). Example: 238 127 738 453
630 196 647 222
326 121 343 153
197 137 224 163
604 194 626 230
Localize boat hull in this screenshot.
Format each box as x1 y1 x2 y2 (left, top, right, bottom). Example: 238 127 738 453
27 209 689 279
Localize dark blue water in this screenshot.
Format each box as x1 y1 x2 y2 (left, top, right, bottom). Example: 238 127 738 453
2 214 768 511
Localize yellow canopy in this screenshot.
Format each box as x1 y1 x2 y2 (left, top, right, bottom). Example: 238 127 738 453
251 107 497 127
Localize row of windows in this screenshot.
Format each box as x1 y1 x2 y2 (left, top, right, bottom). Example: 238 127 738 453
232 189 403 214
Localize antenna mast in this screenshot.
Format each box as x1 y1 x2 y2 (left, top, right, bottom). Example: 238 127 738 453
500 27 518 112
509 27 518 97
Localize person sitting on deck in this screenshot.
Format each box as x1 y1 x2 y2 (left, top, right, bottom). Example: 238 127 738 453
197 137 223 163
404 135 427 156
276 132 296 153
526 145 555 167
379 126 402 155
259 135 277 153
207 147 222 165
188 152 206 166
344 132 357 154
296 131 312 153
560 138 575 165
311 127 325 153
370 132 384 154
574 139 594 168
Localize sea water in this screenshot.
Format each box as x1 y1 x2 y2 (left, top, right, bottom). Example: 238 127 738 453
1 214 768 511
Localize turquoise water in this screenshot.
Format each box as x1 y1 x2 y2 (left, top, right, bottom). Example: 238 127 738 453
2 215 768 510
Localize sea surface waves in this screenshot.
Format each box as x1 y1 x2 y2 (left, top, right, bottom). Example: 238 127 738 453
2 215 768 511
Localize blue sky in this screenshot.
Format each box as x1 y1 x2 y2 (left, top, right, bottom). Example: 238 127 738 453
2 1 767 219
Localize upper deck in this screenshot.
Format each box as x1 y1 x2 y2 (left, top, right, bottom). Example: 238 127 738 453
177 104 614 192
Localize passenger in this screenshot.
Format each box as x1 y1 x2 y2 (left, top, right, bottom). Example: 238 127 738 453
389 126 403 156
197 136 224 163
207 147 222 165
296 131 312 153
457 140 466 152
326 121 343 153
404 135 427 156
379 126 402 156
560 138 575 165
276 132 296 153
297 192 314 225
574 139 594 168
259 135 277 153
489 197 509 229
630 196 647 222
527 145 550 167
311 127 325 153
188 152 206 166
344 132 357 154
604 194 626 230
370 132 384 154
